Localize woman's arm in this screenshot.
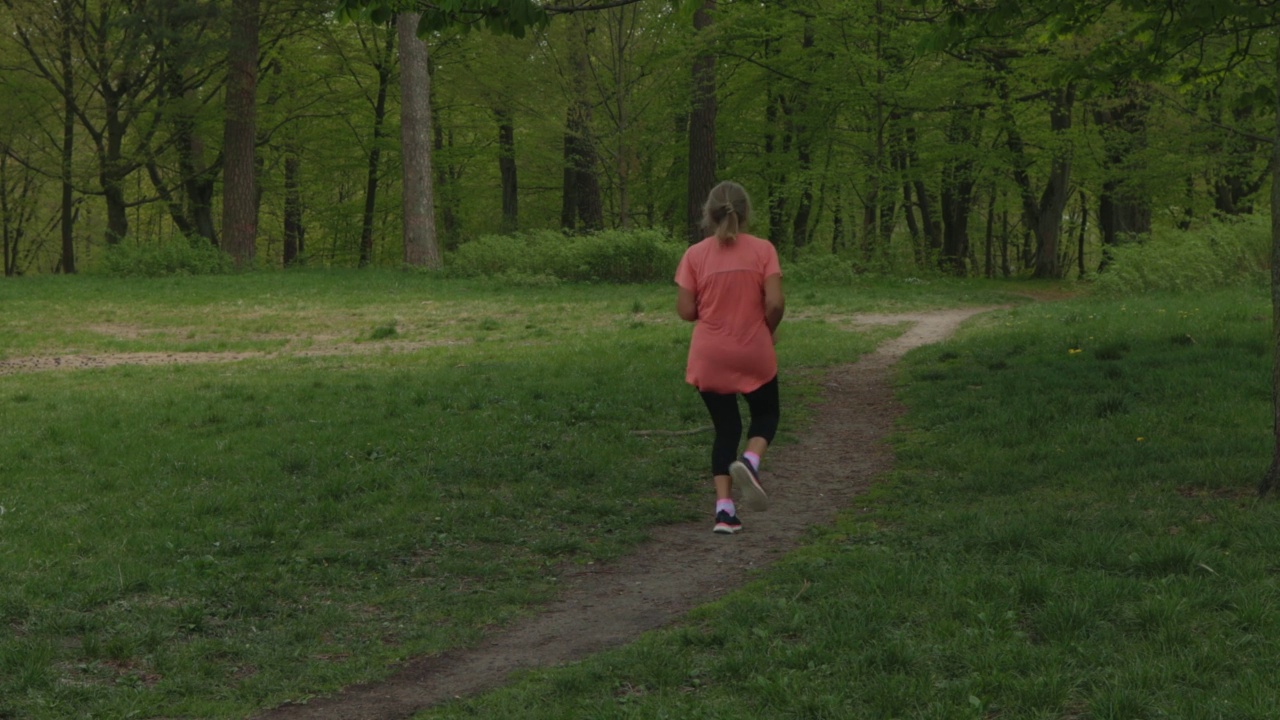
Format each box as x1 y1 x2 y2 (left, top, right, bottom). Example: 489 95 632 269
764 273 785 333
677 285 699 322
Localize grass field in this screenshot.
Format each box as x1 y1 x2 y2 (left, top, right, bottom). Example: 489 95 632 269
0 271 1023 719
11 273 1273 719
409 287 1280 720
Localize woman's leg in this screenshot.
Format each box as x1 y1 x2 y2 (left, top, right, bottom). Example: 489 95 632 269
698 390 742 501
742 375 780 460
731 376 779 511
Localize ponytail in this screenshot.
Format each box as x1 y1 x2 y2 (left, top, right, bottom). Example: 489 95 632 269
701 181 752 245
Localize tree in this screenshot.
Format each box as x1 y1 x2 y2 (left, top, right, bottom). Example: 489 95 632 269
1093 82 1152 262
397 11 441 267
560 13 604 232
686 0 715 243
939 1 1280 489
337 0 666 265
222 0 260 266
496 105 519 231
4 0 166 245
354 19 396 266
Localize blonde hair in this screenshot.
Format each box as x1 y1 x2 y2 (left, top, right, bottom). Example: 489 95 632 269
701 181 751 245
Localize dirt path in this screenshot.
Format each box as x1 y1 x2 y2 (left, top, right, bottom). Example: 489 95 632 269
0 341 467 376
248 306 1000 720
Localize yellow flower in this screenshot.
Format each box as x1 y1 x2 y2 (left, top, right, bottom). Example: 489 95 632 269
1137 437 1146 442
1068 348 1082 355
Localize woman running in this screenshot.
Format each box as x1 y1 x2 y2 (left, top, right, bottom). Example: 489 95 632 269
675 181 785 534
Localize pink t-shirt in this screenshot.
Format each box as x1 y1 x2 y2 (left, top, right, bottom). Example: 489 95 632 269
675 233 782 394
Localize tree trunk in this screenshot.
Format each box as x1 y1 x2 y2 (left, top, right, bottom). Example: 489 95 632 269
789 15 815 251
904 135 941 268
59 4 76 274
984 185 996 278
397 12 441 269
765 76 788 247
561 15 604 233
561 118 580 229
1210 101 1266 216
360 26 394 267
433 122 463 246
283 138 304 267
831 183 846 252
1095 87 1151 268
1076 190 1088 278
940 182 974 276
173 100 218 245
221 0 259 266
1 154 14 276
686 0 717 243
103 178 128 244
1000 74 1075 279
610 7 633 229
939 108 979 275
1260 40 1280 497
497 107 518 232
1032 85 1075 278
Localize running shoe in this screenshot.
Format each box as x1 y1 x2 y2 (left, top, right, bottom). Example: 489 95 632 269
730 457 769 511
713 509 742 534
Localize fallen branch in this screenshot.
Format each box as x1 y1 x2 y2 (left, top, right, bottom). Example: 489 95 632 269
629 426 712 437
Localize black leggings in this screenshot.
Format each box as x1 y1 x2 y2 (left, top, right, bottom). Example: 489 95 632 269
698 375 780 476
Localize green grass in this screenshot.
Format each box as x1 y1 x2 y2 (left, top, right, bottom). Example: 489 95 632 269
411 286 1280 720
0 270 1022 719
0 271 1031 359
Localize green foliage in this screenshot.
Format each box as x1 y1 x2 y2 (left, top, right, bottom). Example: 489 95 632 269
444 228 684 283
1094 215 1269 295
336 0 552 38
782 253 860 285
94 235 235 278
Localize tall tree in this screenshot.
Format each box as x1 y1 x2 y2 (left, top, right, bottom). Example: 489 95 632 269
397 11 441 268
496 105 519 231
940 0 1280 490
686 0 716 243
146 0 223 246
1094 82 1152 265
560 13 604 232
356 19 395 267
338 0 656 264
56 0 76 273
222 0 260 266
4 0 167 245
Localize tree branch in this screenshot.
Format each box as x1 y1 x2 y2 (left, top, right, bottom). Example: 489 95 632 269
545 0 645 14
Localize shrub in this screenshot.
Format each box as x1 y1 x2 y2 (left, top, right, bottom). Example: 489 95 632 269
444 228 684 283
1094 215 1269 295
782 253 860 285
96 235 234 278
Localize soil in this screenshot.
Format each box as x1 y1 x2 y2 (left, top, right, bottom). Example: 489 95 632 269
0 306 1002 719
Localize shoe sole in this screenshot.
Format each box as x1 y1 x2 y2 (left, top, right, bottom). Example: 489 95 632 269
731 460 769 511
713 523 741 534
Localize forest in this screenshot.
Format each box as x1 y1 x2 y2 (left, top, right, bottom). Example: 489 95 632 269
0 0 1275 279
9 4 1280 717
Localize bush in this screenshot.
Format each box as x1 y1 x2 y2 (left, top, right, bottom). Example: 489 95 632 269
1094 215 1269 295
782 253 860 285
96 235 234 278
444 228 684 283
